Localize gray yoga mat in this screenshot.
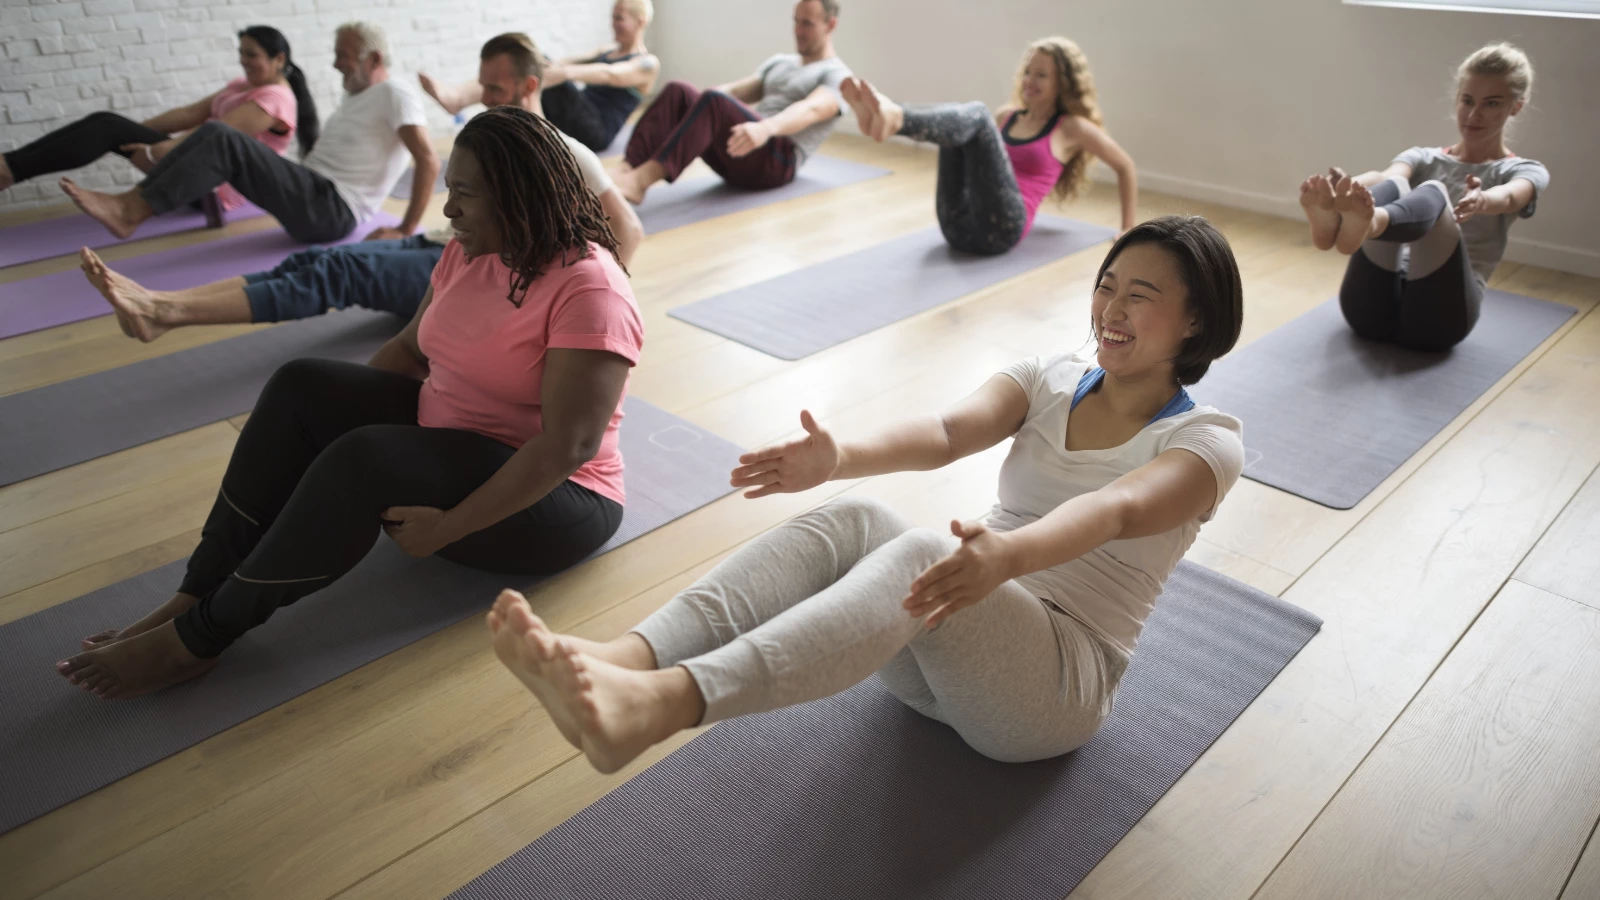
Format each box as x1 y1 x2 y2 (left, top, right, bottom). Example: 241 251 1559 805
0 308 406 487
449 561 1321 900
0 397 742 834
670 215 1116 359
637 154 890 235
1191 291 1577 509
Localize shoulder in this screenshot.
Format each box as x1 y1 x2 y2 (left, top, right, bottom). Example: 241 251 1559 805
1392 145 1436 165
757 53 789 74
1000 351 1089 397
994 104 1019 126
560 132 604 169
1156 406 1244 457
1503 155 1550 181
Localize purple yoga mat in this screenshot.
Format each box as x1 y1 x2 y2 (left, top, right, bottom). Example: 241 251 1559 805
0 202 268 270
0 212 400 340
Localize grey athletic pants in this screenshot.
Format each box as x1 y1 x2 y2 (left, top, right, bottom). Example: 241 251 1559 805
631 495 1126 762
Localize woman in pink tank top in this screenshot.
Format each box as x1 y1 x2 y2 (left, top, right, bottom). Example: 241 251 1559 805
839 37 1138 254
1 26 318 215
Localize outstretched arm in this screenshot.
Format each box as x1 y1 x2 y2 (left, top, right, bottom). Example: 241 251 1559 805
726 84 841 158
1332 161 1413 188
133 100 286 170
1060 117 1138 233
730 374 1029 498
140 94 214 134
549 54 660 91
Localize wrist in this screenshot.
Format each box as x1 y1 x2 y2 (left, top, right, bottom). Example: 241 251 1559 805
829 443 851 481
994 529 1026 581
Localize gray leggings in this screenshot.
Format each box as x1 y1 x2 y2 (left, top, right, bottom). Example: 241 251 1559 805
632 496 1125 762
1339 177 1482 351
898 102 1028 256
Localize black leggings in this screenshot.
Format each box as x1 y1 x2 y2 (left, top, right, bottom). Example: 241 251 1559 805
3 111 167 183
898 102 1028 256
172 358 624 658
1339 178 1482 352
542 82 621 152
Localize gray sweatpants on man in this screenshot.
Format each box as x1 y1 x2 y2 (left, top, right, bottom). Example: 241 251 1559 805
632 496 1127 762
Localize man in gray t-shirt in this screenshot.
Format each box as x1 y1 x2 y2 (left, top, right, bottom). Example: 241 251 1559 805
615 0 850 203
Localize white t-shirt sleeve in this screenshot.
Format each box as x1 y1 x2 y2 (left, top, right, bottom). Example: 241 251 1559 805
561 134 615 196
386 80 430 131
998 356 1046 411
1163 415 1245 522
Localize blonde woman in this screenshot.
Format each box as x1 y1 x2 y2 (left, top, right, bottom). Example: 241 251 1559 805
421 0 659 152
843 37 1137 254
1299 43 1549 351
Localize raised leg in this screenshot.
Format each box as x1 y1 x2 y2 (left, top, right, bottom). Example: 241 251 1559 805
80 247 249 341
896 101 1026 254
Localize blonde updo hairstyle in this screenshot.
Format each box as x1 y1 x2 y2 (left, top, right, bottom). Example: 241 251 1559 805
617 0 654 26
1456 42 1534 110
1013 37 1103 203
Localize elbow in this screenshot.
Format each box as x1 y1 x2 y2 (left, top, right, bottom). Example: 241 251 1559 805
561 434 604 472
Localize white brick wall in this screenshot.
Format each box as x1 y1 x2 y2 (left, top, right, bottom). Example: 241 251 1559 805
0 0 610 210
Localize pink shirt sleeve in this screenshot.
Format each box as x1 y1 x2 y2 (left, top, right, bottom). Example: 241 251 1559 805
547 280 644 366
240 83 297 136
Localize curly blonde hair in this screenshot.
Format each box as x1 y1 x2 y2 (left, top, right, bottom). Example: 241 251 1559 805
1012 36 1103 202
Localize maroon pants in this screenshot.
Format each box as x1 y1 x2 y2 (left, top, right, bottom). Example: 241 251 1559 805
624 80 798 189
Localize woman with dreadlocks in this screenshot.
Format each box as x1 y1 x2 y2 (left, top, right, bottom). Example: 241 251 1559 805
841 37 1138 254
56 106 644 700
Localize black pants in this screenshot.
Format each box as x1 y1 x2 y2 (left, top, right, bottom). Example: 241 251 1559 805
899 102 1028 256
543 82 622 152
139 121 357 244
1339 178 1482 352
3 111 168 182
172 359 624 658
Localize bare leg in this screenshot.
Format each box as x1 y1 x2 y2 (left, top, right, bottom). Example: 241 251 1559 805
1299 174 1340 251
59 178 153 239
80 247 250 341
56 619 218 700
489 589 702 773
1333 176 1391 255
613 160 665 205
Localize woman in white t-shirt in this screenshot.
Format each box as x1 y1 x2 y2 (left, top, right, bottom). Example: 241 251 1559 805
485 215 1246 774
1297 42 1550 351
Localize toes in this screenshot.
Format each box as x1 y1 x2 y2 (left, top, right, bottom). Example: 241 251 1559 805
504 599 539 637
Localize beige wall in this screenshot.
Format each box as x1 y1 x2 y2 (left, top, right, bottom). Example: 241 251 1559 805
652 0 1598 276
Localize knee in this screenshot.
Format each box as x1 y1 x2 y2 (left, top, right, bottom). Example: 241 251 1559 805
315 424 404 484
662 80 695 96
191 120 236 143
809 495 914 545
263 357 340 398
961 730 1080 764
880 526 956 568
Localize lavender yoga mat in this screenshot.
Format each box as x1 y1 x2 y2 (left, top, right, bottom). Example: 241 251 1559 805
0 202 268 270
0 397 743 834
671 215 1115 359
1190 291 1577 509
0 308 405 486
449 562 1321 900
636 154 890 235
0 212 400 340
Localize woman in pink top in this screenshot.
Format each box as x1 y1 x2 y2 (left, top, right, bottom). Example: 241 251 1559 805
57 107 643 700
839 37 1138 254
0 26 317 214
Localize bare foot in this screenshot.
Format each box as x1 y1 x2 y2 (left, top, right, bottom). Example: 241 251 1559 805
60 179 146 240
840 77 879 137
0 154 13 192
1333 176 1376 255
1299 175 1339 251
81 591 200 651
79 247 175 342
418 72 464 116
489 590 584 746
848 78 903 142
56 620 218 700
613 168 648 206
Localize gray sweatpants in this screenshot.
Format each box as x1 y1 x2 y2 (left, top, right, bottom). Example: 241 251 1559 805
632 496 1127 762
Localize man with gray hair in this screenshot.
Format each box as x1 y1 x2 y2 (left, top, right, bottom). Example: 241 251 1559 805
60 21 439 245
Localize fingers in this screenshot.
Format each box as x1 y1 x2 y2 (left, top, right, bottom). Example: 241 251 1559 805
799 408 822 436
730 469 782 490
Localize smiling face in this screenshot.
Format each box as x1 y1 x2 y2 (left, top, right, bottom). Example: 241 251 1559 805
1018 50 1060 109
238 36 284 87
1090 242 1197 383
441 147 503 260
332 30 379 94
1456 73 1522 146
478 53 538 110
792 0 835 57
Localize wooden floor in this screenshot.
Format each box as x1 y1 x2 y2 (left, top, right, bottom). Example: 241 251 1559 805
2 134 1599 900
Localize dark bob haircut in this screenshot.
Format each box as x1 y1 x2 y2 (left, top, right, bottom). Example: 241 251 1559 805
1092 215 1243 385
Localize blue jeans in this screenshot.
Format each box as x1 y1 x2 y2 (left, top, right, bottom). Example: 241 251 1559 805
243 235 445 323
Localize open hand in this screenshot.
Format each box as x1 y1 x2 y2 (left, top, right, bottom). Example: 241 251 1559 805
726 121 774 158
903 518 1015 628
729 409 839 498
382 505 458 557
1454 174 1487 223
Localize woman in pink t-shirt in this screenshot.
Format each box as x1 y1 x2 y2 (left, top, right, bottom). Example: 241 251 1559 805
56 108 644 700
0 26 317 213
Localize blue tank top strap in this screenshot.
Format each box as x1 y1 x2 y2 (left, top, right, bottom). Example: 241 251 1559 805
1072 366 1196 425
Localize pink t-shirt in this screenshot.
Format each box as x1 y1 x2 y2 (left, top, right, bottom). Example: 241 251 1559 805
209 78 297 211
417 241 644 506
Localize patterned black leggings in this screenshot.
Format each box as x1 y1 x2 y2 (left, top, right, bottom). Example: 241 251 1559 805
899 102 1027 256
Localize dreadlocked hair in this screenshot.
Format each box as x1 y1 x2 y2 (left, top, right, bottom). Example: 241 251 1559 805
453 106 624 306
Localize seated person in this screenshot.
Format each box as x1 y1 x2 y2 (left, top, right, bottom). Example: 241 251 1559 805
611 0 850 204
0 25 314 221
487 216 1246 774
842 36 1138 255
421 0 660 154
57 22 439 245
80 32 644 344
1297 42 1549 352
55 106 644 700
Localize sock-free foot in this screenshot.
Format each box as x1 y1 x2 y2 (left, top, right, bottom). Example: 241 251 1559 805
1333 176 1377 255
57 620 218 700
60 179 145 240
81 591 200 650
79 247 174 342
1300 175 1340 251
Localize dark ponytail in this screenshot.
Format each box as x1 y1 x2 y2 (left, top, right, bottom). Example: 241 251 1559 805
238 25 320 155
